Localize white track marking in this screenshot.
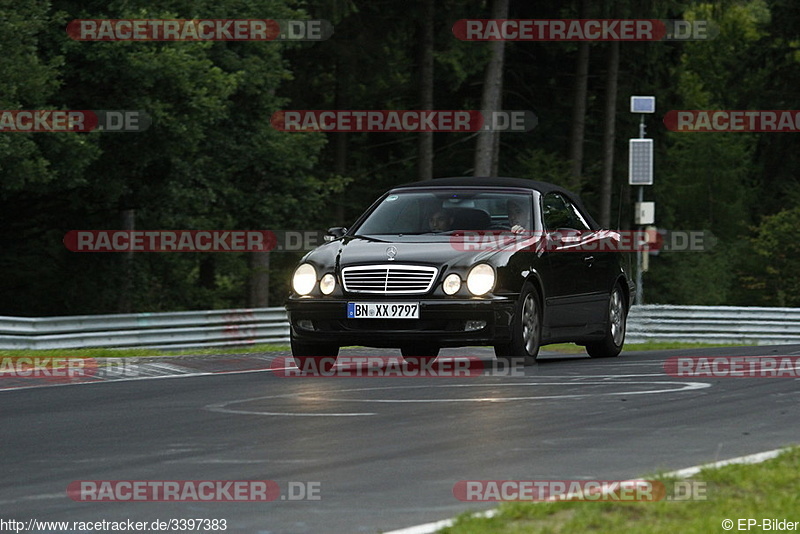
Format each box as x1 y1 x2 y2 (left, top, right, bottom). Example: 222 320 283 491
206 394 376 417
204 380 709 417
304 381 710 403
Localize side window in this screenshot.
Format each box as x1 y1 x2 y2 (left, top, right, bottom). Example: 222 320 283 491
565 200 591 231
542 193 590 231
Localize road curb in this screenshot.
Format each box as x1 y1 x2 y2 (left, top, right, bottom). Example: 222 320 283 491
0 352 288 391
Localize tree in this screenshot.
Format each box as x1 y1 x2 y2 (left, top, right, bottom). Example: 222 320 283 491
743 206 800 306
568 0 590 190
599 39 619 228
417 0 434 180
0 0 335 314
473 0 508 176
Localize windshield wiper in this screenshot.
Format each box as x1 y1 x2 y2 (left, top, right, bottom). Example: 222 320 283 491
397 231 453 236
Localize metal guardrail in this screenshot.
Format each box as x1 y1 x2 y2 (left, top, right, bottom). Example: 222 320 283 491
627 305 800 345
0 308 289 350
1 305 798 351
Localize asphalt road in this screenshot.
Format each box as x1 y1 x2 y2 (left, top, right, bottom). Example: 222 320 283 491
2 344 800 533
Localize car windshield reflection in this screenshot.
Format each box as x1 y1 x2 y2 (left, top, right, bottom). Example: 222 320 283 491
352 190 534 235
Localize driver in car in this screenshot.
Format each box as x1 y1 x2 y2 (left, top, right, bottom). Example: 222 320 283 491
428 209 454 232
507 199 530 234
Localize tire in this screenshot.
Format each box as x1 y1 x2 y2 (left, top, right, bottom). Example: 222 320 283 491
291 336 339 374
401 345 439 369
585 283 627 358
494 282 541 366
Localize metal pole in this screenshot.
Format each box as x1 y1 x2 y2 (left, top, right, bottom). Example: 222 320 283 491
635 185 644 305
634 114 646 305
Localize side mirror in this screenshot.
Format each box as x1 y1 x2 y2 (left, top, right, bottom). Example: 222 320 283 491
324 227 347 242
547 228 582 245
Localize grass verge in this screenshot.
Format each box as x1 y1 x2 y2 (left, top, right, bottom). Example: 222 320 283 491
439 447 800 534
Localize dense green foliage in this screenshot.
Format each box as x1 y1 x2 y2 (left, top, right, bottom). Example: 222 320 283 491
0 0 798 315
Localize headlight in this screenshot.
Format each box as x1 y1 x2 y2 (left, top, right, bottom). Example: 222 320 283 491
320 273 336 295
442 273 461 295
292 263 317 295
466 264 495 296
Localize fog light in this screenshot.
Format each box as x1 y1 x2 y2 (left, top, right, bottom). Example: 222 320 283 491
442 273 461 295
298 320 314 330
464 320 486 332
320 273 336 295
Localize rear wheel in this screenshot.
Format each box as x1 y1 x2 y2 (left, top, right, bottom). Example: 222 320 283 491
494 282 541 366
290 337 339 374
586 284 627 358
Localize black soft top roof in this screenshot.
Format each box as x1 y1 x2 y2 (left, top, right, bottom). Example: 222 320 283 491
391 176 601 229
393 176 571 195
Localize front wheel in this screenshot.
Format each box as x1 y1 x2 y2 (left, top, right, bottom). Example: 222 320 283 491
494 282 541 366
291 337 339 374
585 284 627 358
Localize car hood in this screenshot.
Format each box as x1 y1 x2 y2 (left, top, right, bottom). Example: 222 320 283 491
305 234 536 272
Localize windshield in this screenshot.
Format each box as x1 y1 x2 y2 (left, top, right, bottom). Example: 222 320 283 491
352 190 535 235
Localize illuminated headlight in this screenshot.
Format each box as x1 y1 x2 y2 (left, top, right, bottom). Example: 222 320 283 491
320 273 336 295
442 273 461 295
466 264 495 296
292 263 317 295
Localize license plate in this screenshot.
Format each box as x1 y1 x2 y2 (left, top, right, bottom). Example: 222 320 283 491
347 302 419 319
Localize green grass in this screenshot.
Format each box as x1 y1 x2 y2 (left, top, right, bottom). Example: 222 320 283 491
439 447 800 534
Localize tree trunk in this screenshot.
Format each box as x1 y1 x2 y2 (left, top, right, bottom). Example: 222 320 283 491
117 208 135 312
473 0 509 177
417 0 434 180
490 127 501 177
248 251 270 307
600 40 619 228
334 57 349 222
199 257 215 290
569 0 590 190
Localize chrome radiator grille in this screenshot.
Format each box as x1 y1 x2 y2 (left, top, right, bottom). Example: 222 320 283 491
341 265 438 294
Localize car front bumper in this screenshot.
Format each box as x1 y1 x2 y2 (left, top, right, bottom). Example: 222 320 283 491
285 297 516 348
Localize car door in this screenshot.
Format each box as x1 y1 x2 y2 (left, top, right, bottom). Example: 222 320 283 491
561 195 615 325
540 192 607 330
